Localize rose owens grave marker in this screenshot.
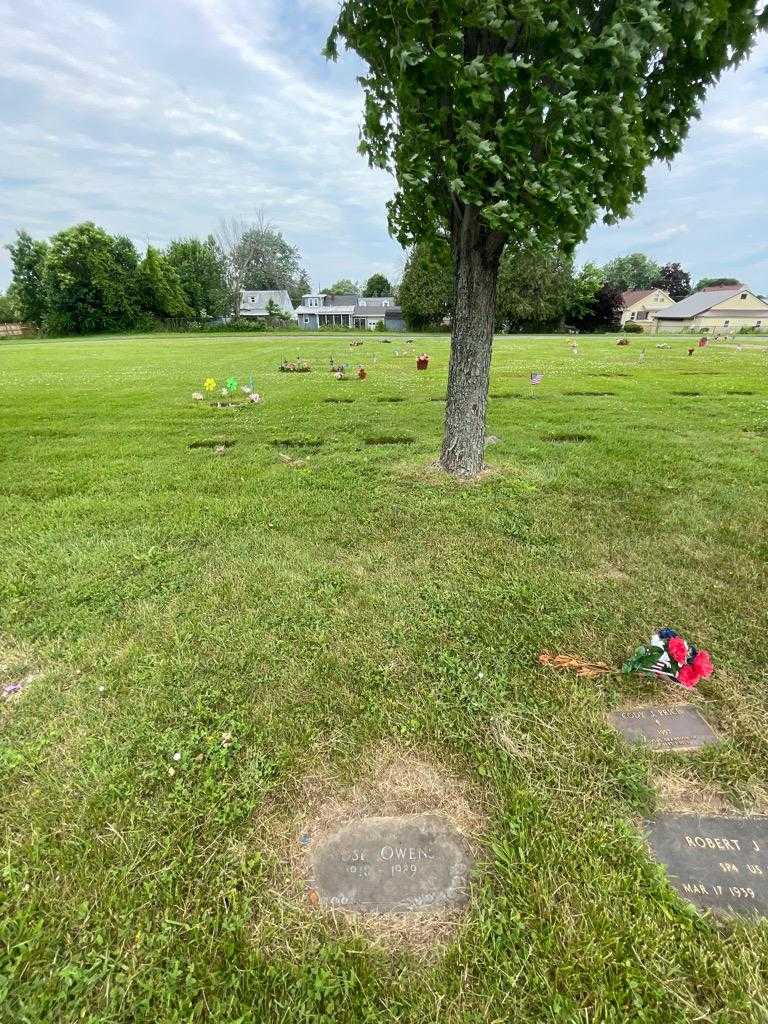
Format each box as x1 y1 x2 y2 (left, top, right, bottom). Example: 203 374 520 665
645 815 768 918
310 813 473 913
608 704 717 752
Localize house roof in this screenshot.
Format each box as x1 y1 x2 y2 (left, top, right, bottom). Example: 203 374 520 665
621 289 656 308
654 287 747 319
240 289 294 313
295 305 356 315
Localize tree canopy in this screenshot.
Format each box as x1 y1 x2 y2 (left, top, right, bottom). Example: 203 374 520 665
6 230 49 325
323 278 360 296
136 246 190 319
652 262 692 301
398 241 453 330
165 236 228 317
496 242 574 330
695 276 744 290
363 273 392 296
602 253 661 292
327 2 767 255
43 223 140 335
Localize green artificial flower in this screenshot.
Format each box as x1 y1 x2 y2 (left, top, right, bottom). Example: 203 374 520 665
226 376 238 393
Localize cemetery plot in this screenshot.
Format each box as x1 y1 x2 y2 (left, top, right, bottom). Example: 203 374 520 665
310 814 473 914
608 705 718 752
645 815 768 918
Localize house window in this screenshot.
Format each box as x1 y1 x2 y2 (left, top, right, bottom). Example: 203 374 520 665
740 292 747 300
304 316 310 324
723 320 730 326
629 312 636 319
637 311 648 320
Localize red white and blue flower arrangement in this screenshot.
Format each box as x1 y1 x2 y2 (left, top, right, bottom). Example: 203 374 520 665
622 628 714 689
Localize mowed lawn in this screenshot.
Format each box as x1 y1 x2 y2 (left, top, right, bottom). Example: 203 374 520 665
1 330 768 1023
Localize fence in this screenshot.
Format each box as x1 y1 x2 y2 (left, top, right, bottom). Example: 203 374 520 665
0 323 36 338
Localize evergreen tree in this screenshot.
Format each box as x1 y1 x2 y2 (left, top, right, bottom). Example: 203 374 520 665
137 246 190 318
6 229 49 325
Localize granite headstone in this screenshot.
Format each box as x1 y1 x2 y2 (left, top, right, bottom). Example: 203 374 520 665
645 814 768 918
310 813 473 913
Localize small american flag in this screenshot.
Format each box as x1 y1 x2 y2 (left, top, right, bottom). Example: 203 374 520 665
530 372 543 385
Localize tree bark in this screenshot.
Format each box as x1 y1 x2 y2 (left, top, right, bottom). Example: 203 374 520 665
439 207 504 477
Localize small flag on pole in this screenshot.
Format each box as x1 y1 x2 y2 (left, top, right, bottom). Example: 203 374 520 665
530 372 543 385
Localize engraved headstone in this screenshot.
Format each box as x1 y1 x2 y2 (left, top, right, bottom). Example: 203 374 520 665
608 704 717 752
645 815 768 918
310 813 473 913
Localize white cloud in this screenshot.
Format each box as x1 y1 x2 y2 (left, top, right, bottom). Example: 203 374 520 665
1 0 766 294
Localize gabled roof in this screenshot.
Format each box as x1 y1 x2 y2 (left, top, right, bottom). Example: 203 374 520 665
240 289 295 313
621 289 655 308
655 287 747 319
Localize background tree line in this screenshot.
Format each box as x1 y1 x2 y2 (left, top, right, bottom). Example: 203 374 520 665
396 242 731 332
1 216 743 337
1 216 312 334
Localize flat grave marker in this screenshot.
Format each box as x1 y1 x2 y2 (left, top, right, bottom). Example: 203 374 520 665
608 704 717 752
310 813 473 914
645 814 768 918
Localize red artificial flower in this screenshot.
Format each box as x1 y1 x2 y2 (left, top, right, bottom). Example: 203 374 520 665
692 650 714 679
667 636 688 664
676 663 701 688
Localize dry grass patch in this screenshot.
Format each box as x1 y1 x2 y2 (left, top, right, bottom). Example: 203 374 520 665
251 742 487 956
652 771 768 817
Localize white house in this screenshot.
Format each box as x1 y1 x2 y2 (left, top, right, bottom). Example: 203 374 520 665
653 286 768 334
239 290 296 320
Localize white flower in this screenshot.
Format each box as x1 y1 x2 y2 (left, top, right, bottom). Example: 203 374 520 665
172 752 181 762
248 392 262 403
191 391 204 401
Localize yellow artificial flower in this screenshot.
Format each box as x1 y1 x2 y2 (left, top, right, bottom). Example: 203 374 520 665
203 377 217 392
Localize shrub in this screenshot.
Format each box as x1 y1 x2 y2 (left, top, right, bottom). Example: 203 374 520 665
623 320 644 333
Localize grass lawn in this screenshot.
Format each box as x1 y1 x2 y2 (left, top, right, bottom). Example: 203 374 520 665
1 329 768 1023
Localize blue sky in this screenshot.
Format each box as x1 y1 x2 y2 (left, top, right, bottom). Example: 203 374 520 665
2 0 767 294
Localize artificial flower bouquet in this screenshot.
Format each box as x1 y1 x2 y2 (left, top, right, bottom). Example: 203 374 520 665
279 358 311 373
193 376 262 407
622 628 713 689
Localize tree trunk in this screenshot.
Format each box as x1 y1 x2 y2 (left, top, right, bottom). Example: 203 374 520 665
439 208 504 477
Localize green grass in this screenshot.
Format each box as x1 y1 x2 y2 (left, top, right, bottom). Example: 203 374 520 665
1 330 768 1023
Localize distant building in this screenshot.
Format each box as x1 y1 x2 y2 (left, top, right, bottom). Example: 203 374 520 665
295 293 404 331
620 288 674 330
239 290 296 320
653 286 768 334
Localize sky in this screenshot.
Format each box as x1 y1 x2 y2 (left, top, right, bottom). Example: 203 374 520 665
2 0 767 294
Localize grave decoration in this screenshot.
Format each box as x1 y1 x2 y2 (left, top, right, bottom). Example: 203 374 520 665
617 337 630 346
688 347 695 356
645 815 768 918
622 629 713 689
538 651 613 678
698 337 708 348
349 338 364 348
416 354 430 370
280 358 312 373
308 813 473 914
197 374 263 409
357 366 367 380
